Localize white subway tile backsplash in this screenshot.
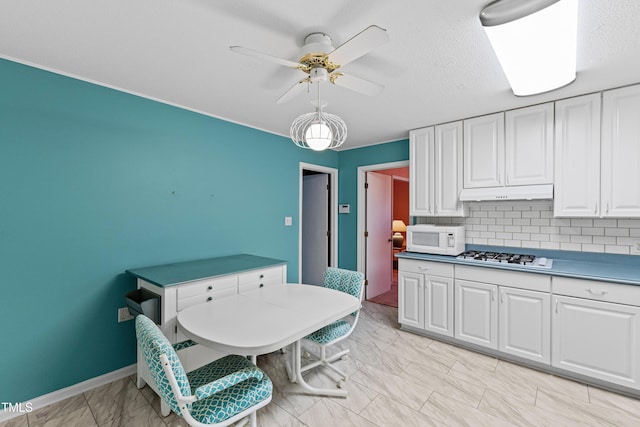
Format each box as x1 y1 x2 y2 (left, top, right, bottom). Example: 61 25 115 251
605 228 629 237
421 200 638 256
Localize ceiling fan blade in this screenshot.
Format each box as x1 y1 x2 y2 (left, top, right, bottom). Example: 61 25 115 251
276 79 309 103
329 25 390 66
331 73 384 96
229 46 301 69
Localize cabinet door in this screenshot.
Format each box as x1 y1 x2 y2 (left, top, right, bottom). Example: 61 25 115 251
424 275 453 336
398 271 424 328
602 84 640 217
463 113 504 189
454 279 498 349
552 295 640 390
499 287 550 364
409 127 435 216
505 103 554 186
435 121 467 217
554 94 601 217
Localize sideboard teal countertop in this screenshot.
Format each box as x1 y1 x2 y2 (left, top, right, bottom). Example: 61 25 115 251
126 254 287 287
397 247 640 286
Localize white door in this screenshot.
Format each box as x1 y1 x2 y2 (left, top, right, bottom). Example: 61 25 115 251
366 172 392 299
601 84 640 217
499 287 550 364
424 275 453 336
398 271 423 328
454 279 498 349
554 93 601 217
552 295 640 389
463 113 505 189
302 173 329 286
505 103 554 186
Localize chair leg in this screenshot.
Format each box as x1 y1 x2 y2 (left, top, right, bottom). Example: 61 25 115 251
160 400 171 417
250 411 257 427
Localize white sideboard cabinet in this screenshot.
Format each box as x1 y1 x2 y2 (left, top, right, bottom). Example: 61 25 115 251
126 254 287 415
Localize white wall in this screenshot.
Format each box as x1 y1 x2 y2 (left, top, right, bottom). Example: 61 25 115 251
418 201 640 255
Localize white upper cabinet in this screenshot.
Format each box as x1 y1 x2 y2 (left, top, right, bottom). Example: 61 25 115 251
409 127 435 216
463 104 553 190
555 85 640 218
505 103 554 186
601 84 640 217
463 113 504 189
554 94 602 217
410 123 466 217
434 121 467 216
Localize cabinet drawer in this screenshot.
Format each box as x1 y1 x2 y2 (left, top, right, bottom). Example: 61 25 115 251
238 266 283 285
177 287 237 311
552 277 640 306
455 265 550 292
177 276 238 300
398 259 453 277
238 276 281 293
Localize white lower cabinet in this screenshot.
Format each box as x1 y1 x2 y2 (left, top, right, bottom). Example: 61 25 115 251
499 287 550 363
398 259 454 336
398 270 424 328
454 265 551 364
424 275 454 336
399 258 640 394
454 279 498 348
552 277 640 390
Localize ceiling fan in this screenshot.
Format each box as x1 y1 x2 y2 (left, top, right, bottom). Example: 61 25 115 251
230 25 390 103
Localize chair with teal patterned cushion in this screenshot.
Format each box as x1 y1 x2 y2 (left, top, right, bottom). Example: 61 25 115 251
300 267 365 388
135 315 272 427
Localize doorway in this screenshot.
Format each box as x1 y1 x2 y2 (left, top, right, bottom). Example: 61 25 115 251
357 161 410 306
299 162 338 285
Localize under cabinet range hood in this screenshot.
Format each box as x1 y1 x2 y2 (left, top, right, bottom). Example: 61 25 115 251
459 184 553 201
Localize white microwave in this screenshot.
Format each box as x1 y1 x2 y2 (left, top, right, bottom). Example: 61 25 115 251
406 224 465 256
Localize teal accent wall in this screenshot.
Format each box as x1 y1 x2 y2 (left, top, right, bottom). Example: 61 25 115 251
0 58 338 402
337 140 409 270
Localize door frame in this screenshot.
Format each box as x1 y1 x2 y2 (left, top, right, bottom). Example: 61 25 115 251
299 162 339 283
357 160 410 274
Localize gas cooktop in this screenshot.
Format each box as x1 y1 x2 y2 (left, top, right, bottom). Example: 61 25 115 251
457 250 553 269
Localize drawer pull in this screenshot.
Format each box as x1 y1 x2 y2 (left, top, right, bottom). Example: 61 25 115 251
259 283 264 288
418 266 430 271
500 290 505 303
585 288 608 296
207 296 213 302
260 274 264 279
555 299 558 314
207 285 213 291
492 288 496 301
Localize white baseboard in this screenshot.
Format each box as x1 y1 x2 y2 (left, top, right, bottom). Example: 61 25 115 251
0 364 137 422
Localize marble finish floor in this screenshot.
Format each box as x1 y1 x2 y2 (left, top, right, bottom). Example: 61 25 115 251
5 301 640 426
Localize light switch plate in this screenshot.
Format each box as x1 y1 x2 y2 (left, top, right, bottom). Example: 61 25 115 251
284 216 293 226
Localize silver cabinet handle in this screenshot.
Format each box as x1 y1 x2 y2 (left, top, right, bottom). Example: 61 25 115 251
418 266 430 271
586 288 608 296
492 288 496 301
555 299 559 314
500 290 505 303
594 202 597 214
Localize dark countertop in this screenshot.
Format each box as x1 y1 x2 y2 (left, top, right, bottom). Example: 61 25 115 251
397 246 640 286
126 254 287 287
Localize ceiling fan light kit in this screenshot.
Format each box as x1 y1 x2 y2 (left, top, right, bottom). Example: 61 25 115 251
480 0 578 96
230 25 389 150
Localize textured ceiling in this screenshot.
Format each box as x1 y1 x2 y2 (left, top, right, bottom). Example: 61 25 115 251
1 0 639 150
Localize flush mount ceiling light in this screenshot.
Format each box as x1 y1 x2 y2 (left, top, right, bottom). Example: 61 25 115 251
290 69 347 151
480 0 578 96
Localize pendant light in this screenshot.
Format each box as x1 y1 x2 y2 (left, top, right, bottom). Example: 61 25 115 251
480 0 578 96
290 70 347 151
